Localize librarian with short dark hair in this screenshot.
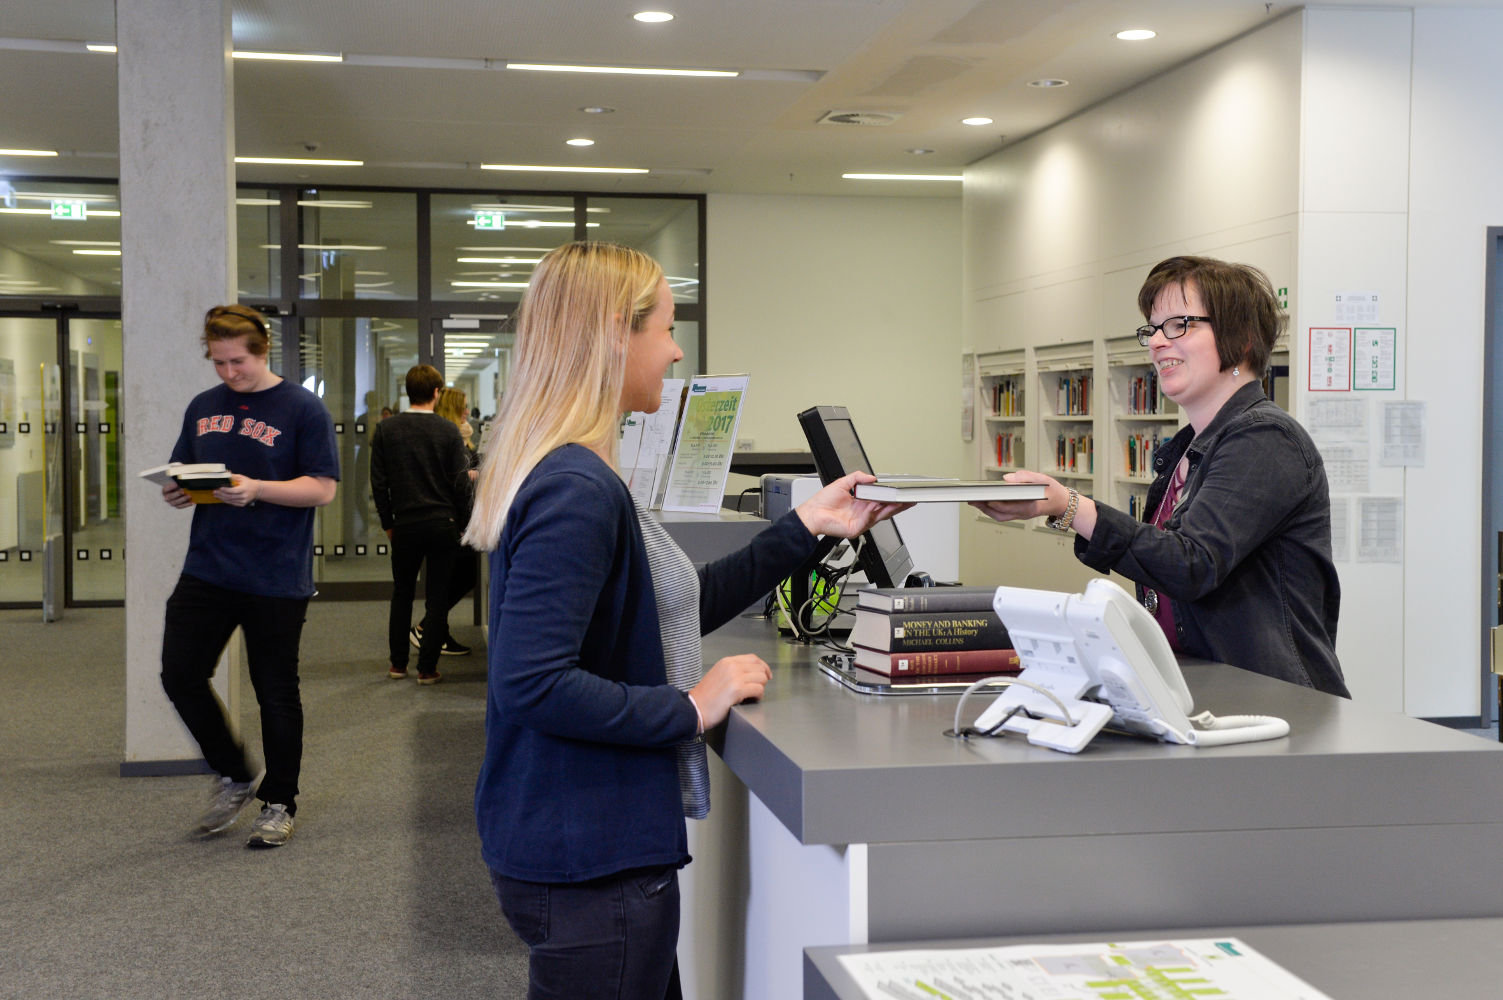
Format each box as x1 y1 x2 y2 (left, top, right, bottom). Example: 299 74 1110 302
972 256 1347 698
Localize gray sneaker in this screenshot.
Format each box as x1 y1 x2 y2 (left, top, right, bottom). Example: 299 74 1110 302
246 803 295 848
198 775 259 834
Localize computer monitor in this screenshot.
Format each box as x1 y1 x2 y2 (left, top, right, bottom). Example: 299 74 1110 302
797 405 915 589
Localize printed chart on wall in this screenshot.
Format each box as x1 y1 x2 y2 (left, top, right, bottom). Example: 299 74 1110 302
835 937 1334 1000
1307 328 1352 392
661 374 749 514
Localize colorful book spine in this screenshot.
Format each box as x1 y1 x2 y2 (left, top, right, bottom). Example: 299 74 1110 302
851 608 1011 652
853 646 1021 677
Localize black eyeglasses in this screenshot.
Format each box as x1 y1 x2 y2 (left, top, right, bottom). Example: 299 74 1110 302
1135 315 1210 347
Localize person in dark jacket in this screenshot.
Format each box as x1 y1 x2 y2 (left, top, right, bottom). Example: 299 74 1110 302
370 364 472 683
461 241 905 999
972 256 1347 697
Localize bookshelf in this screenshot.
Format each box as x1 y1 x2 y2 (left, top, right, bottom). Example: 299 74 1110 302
1104 336 1181 517
1035 342 1096 507
977 349 1026 479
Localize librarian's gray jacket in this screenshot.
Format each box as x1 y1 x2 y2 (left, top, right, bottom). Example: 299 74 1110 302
1076 381 1347 697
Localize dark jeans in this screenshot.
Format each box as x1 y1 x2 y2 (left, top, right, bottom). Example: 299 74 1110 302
491 866 684 1000
160 574 308 811
388 518 459 672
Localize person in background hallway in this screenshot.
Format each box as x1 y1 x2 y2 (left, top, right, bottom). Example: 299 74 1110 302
159 304 339 848
463 241 908 999
371 365 473 682
972 255 1347 697
408 385 480 655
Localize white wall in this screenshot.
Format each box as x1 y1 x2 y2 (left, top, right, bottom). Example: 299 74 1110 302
706 194 964 481
1403 6 1503 716
959 15 1306 603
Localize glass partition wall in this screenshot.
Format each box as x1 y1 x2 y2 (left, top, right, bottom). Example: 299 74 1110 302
0 180 703 605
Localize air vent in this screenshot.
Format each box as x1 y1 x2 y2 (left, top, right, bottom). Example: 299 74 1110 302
816 110 903 127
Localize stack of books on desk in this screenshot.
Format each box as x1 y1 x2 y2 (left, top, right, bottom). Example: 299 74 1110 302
848 586 1019 684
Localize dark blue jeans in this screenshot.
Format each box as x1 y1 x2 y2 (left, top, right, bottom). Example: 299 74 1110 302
388 518 459 672
490 866 683 1000
160 574 307 811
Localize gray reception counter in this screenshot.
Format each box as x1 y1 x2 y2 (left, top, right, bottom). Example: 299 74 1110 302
675 612 1503 1000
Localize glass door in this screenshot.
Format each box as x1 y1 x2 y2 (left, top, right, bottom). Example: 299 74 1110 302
0 317 60 606
68 317 125 602
304 315 420 592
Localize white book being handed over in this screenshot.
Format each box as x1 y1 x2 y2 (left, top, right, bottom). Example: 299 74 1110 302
852 479 1047 503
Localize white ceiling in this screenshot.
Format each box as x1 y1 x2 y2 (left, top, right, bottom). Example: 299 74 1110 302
0 1 1498 198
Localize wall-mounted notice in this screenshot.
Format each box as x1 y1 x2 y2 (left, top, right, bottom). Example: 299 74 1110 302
1353 327 1396 391
1308 328 1352 392
1358 496 1402 563
1334 290 1380 325
1329 496 1351 563
661 374 750 514
1380 400 1425 467
960 352 975 442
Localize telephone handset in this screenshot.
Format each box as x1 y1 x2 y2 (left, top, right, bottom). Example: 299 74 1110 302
973 579 1288 752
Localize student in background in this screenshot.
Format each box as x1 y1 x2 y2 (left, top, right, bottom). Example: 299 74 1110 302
159 304 339 848
972 256 1347 697
370 365 472 681
413 384 480 656
463 241 906 999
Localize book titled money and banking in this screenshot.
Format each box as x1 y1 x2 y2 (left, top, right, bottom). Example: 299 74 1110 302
848 606 1011 654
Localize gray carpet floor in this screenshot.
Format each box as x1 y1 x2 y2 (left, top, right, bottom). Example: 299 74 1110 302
0 600 529 999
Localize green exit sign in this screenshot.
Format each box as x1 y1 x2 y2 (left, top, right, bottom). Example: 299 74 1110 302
51 199 88 221
473 210 506 231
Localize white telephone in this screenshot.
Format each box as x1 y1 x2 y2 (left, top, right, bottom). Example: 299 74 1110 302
972 579 1289 753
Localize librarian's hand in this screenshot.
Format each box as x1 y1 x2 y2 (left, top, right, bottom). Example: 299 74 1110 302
214 476 262 507
162 482 193 509
969 470 1063 523
690 654 772 730
794 471 911 539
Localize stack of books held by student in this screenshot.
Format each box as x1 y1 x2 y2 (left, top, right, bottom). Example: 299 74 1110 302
847 585 1019 684
138 462 235 503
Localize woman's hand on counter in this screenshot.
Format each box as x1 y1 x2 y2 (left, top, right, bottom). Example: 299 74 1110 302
690 653 772 730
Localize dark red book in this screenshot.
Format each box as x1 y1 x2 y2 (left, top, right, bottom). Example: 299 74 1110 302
852 645 1021 678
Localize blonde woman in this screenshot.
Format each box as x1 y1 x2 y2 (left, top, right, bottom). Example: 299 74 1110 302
434 385 474 453
464 242 902 999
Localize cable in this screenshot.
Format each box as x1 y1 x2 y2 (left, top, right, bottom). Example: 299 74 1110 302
949 676 1078 740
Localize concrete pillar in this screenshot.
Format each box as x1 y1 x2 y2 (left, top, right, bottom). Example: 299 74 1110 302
118 0 238 774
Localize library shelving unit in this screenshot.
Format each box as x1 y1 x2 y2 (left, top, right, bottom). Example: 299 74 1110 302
976 348 1026 479
1035 341 1096 528
1105 335 1181 518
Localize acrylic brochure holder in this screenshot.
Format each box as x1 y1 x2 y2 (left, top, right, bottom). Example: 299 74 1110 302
974 579 1290 754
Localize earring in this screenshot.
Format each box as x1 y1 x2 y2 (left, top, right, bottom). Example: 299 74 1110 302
1232 366 1240 377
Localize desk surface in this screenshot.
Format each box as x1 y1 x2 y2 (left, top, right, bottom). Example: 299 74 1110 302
705 613 1503 846
804 918 1503 999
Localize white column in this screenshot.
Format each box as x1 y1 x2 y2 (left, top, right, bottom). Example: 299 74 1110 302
118 0 238 773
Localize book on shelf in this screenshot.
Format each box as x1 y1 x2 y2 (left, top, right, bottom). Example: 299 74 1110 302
849 607 1011 653
853 645 1020 678
853 480 1047 503
137 462 235 503
856 585 999 614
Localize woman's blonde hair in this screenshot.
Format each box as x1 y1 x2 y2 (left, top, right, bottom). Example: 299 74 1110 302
463 241 663 551
434 386 468 426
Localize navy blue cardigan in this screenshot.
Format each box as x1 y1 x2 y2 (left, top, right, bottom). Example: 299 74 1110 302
476 444 817 882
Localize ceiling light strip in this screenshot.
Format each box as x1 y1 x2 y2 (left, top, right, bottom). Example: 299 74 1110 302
481 164 647 175
506 61 738 78
842 173 963 182
236 156 364 166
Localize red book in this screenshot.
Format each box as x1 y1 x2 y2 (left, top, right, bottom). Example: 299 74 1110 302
852 645 1021 678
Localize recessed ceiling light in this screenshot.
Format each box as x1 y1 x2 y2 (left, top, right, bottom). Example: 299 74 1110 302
0 148 59 157
481 163 648 174
85 43 117 53
580 106 616 114
961 117 993 126
233 50 343 63
236 156 364 166
905 148 934 155
566 138 596 147
633 11 674 23
1028 78 1069 88
507 62 738 78
842 173 963 182
1116 29 1157 41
